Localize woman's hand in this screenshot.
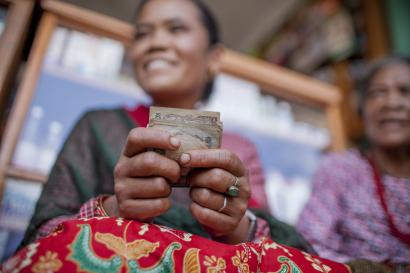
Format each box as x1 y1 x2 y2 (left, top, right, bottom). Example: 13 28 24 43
103 127 181 221
180 149 251 244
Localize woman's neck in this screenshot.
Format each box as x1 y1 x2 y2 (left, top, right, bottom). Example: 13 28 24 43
371 146 410 178
152 94 200 110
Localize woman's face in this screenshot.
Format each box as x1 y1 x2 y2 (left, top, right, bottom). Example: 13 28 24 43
363 63 410 149
130 0 218 106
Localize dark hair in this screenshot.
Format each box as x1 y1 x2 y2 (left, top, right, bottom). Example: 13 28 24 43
357 56 410 116
133 0 221 102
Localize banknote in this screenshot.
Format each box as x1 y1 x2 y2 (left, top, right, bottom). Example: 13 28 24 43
148 106 223 186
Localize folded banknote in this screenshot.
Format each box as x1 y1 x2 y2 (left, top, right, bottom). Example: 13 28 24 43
148 106 223 186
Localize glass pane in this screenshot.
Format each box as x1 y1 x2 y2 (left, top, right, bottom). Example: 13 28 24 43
0 179 42 261
206 74 328 224
12 26 150 174
0 5 7 37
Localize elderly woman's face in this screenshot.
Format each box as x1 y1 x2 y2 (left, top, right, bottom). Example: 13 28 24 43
363 63 410 148
130 0 214 103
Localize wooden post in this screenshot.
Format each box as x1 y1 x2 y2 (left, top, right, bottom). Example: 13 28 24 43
0 0 34 138
332 61 363 142
362 0 390 59
326 104 347 151
0 13 57 201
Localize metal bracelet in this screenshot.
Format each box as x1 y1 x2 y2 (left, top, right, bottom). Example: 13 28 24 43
245 210 257 242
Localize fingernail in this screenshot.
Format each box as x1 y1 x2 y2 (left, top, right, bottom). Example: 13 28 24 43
180 153 190 165
170 137 180 148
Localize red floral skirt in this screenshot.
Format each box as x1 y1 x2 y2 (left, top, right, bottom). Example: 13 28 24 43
1 217 350 273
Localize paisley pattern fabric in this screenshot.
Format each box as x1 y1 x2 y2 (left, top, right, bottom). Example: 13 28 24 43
2 218 350 273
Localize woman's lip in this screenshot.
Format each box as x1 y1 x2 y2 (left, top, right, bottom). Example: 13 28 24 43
144 59 176 71
378 119 408 129
144 57 176 70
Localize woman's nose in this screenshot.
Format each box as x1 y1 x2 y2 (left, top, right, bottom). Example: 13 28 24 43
148 29 170 49
385 88 404 107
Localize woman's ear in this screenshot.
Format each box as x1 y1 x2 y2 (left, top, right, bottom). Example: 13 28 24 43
207 44 224 77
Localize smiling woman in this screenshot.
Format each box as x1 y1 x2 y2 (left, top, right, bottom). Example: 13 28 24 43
20 0 314 252
0 0 356 271
131 0 221 108
362 59 410 150
297 56 410 271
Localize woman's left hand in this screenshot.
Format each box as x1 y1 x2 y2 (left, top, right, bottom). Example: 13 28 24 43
180 149 251 244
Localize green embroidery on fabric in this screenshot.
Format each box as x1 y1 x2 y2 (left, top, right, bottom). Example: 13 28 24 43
275 256 302 273
69 224 122 273
128 242 182 273
69 224 182 273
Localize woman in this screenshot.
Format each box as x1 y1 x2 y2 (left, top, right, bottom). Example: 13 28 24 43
21 0 310 250
2 2 354 271
297 57 410 271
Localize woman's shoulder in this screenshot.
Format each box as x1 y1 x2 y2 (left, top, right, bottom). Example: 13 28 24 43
222 131 255 145
68 108 131 140
320 148 366 169
79 107 125 122
221 132 261 163
314 149 371 184
221 132 258 154
73 107 132 130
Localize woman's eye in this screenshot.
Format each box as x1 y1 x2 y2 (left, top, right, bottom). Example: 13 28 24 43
169 25 187 33
399 85 410 96
367 88 386 98
134 32 147 40
134 29 150 40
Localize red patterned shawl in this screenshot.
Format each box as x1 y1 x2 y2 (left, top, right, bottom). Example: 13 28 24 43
2 218 350 273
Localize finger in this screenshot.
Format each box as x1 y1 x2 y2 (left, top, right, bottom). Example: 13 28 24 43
115 151 181 182
189 202 239 236
190 187 247 217
188 168 250 198
118 198 171 221
180 149 246 176
124 127 180 157
190 187 248 216
115 177 171 200
189 187 224 212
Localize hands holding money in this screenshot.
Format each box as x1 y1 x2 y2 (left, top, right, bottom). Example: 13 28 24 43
103 126 252 244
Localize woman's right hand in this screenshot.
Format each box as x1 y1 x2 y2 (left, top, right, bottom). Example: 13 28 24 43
103 127 181 221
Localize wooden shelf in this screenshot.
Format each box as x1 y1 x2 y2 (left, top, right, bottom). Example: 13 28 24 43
6 165 47 183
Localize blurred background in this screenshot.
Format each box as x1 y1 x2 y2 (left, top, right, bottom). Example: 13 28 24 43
0 0 408 261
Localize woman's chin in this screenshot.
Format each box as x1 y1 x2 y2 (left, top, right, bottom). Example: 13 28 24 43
145 86 182 97
140 78 183 92
376 136 410 150
146 88 192 106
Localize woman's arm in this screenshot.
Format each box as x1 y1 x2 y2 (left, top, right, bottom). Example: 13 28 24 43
21 110 126 247
296 155 352 261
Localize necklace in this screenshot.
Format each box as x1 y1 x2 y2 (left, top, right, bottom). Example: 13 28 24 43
367 156 410 246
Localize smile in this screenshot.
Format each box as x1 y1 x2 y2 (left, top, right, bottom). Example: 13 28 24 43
378 118 409 130
144 59 176 72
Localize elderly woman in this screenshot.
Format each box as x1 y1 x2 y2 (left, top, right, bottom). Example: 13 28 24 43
297 57 410 272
